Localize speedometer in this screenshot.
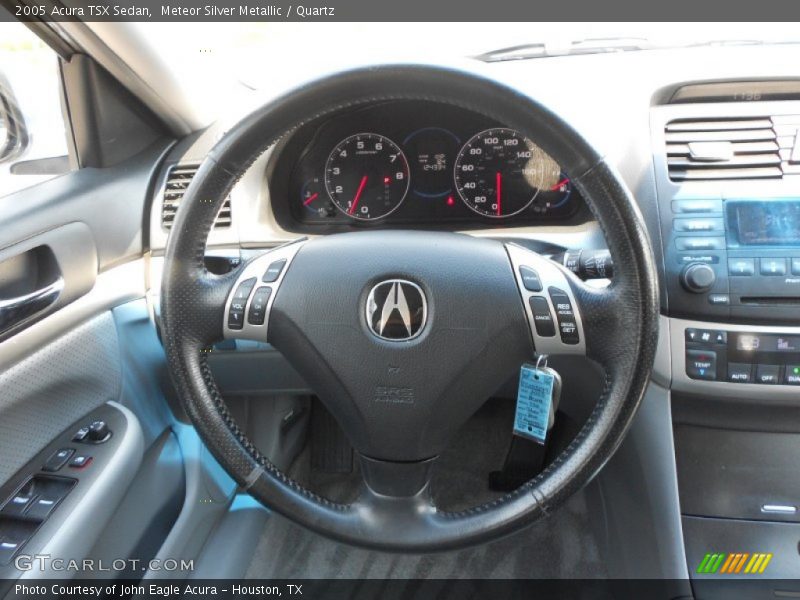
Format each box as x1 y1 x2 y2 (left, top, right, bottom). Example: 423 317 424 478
454 128 550 218
325 133 410 221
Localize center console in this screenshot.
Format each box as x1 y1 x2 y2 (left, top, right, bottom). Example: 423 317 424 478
651 94 800 596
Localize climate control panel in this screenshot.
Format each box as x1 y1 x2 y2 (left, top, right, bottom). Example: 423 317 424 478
685 327 800 385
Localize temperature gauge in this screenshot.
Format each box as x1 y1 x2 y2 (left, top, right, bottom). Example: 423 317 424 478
300 177 336 218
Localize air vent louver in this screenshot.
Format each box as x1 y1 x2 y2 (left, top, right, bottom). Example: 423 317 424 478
161 164 232 230
665 115 800 181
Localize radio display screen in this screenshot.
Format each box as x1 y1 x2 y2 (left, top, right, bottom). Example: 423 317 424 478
727 200 800 246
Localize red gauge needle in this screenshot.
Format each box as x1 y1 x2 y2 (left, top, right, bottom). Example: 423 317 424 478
496 172 502 217
303 192 319 206
349 175 368 215
550 178 570 191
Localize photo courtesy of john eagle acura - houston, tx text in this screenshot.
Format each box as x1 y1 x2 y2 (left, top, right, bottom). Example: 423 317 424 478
0 6 800 600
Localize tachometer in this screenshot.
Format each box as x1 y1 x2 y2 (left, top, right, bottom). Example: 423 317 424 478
454 128 550 218
325 133 410 221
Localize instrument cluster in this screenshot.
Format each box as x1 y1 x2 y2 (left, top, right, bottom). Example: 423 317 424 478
268 101 588 232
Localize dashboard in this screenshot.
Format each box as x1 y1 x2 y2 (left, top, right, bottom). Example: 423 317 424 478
267 101 590 233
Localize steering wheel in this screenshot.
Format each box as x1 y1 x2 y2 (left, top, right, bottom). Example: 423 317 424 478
160 65 659 552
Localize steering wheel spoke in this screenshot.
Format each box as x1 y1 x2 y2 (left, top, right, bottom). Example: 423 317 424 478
505 242 587 358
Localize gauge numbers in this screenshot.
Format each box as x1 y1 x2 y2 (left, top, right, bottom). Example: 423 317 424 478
325 133 410 221
454 128 551 218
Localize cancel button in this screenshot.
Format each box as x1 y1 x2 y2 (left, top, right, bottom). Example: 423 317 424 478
727 363 753 383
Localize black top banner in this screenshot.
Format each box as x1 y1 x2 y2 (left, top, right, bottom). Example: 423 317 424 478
3 0 800 21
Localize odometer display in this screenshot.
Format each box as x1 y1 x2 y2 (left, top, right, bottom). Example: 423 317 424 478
325 133 410 221
454 128 550 218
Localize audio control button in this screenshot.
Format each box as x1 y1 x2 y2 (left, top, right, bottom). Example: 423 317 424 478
676 237 725 251
755 364 780 385
686 349 717 380
728 258 755 276
759 258 786 276
708 294 730 305
728 363 753 383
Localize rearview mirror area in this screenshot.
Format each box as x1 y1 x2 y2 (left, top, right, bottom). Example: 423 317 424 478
0 73 30 164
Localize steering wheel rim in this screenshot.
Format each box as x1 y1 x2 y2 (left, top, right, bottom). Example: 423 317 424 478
160 64 659 552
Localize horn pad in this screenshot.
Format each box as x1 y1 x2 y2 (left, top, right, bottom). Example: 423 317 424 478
267 230 533 462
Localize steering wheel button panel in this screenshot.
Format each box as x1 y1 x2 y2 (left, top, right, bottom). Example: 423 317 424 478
224 241 306 341
506 243 586 356
247 287 273 325
262 259 287 283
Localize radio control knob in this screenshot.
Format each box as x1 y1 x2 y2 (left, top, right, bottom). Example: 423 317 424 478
681 263 716 293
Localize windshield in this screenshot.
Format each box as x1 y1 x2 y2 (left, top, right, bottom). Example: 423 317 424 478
140 22 800 91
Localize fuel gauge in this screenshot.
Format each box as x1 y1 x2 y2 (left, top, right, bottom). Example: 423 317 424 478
301 177 336 218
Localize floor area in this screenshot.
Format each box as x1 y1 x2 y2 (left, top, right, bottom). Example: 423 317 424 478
243 400 609 579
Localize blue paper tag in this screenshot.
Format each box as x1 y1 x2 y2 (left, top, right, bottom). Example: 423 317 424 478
513 364 554 445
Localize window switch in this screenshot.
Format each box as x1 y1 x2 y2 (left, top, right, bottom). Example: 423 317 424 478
0 541 20 565
42 448 74 472
1 494 33 517
72 427 89 442
24 497 58 521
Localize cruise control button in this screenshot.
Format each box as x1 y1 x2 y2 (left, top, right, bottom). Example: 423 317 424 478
548 288 579 345
247 287 272 326
262 259 287 283
728 258 755 276
756 364 780 385
228 278 256 330
518 266 543 292
759 258 786 276
728 363 752 383
686 349 717 380
785 365 800 385
528 296 555 337
42 448 75 472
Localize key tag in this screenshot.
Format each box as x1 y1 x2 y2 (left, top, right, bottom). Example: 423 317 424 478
513 355 562 445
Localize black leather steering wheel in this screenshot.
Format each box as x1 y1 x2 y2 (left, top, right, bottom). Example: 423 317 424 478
160 65 659 552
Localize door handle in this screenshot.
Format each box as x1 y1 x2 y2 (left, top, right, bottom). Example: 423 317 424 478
0 277 64 336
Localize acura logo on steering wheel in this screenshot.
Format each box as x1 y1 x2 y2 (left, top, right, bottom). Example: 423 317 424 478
366 279 427 341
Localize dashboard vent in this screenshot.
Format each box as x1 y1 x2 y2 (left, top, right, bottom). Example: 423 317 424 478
161 164 232 230
664 116 800 181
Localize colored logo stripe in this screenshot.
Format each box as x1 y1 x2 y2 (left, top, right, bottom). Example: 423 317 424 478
698 552 773 575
